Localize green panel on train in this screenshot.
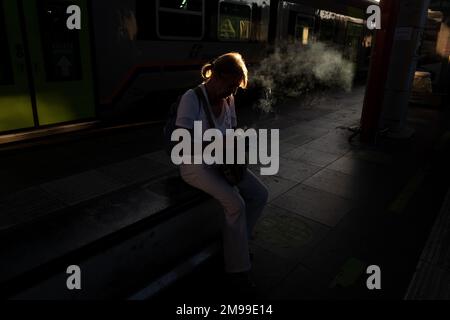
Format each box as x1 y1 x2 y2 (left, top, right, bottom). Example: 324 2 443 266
23 0 95 126
0 0 35 132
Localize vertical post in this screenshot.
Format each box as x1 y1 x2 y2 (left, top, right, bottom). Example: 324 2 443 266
360 0 401 142
437 16 450 96
380 0 431 138
361 0 433 141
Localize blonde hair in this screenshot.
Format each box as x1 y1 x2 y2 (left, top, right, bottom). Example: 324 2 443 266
201 52 248 89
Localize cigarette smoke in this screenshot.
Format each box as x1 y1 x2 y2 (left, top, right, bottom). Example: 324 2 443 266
250 41 355 112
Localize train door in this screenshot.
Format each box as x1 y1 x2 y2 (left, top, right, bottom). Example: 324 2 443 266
0 0 35 132
23 0 95 126
0 0 95 134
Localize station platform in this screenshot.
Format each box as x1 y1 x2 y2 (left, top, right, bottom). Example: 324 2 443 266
1 85 449 300
152 86 450 301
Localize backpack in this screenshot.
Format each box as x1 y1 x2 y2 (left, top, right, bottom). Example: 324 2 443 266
163 86 205 155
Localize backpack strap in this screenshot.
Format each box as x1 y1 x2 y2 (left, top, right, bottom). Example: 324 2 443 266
194 86 216 129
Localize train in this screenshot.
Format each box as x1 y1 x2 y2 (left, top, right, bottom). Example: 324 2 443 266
0 0 377 135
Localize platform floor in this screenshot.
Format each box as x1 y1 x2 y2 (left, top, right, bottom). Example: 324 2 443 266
1 85 449 300
153 86 450 301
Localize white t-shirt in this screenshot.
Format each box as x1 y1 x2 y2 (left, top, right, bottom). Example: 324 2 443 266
176 83 237 134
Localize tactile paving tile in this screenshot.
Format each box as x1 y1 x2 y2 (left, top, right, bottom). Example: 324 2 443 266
407 190 450 299
406 261 450 300
40 170 126 206
97 156 175 185
0 186 65 230
422 205 450 270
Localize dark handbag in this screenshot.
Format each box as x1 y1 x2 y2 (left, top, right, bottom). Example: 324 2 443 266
219 163 246 186
194 86 246 186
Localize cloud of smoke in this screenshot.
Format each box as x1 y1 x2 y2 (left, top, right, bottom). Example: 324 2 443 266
250 41 355 112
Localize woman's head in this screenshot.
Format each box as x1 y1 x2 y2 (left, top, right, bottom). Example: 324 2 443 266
201 52 248 99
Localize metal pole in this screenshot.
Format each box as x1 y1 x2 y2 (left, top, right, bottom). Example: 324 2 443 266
360 0 401 143
379 0 432 138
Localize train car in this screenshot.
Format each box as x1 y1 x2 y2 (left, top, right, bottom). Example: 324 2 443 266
94 0 375 117
275 1 374 74
0 0 376 136
91 0 271 119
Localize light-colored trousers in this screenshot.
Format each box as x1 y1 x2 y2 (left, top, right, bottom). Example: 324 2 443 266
180 164 269 273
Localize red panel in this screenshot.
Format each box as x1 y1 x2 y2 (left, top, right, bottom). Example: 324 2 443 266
360 0 402 142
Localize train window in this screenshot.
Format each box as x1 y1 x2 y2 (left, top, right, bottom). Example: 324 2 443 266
346 22 363 38
253 3 270 42
0 0 14 85
287 11 314 45
334 18 347 45
345 22 363 62
157 0 204 40
218 1 252 42
37 0 82 82
319 18 335 42
294 15 314 45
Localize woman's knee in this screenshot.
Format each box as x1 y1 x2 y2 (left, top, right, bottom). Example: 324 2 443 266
224 194 246 221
